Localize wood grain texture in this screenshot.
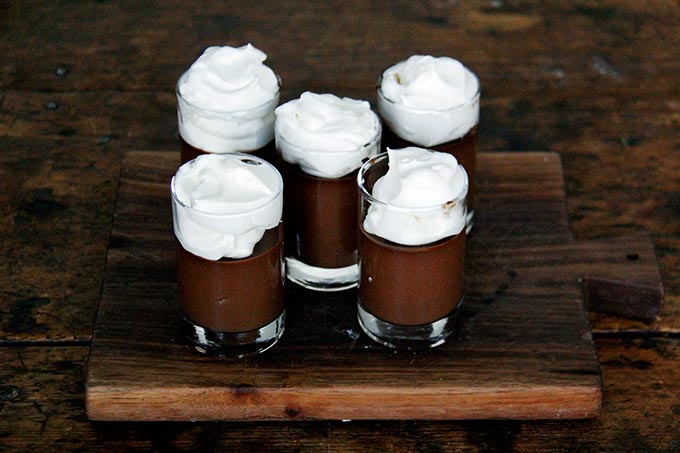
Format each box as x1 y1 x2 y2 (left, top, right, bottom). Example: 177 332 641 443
4 340 680 451
467 233 664 320
2 1 679 96
0 137 121 341
86 151 606 421
580 234 665 320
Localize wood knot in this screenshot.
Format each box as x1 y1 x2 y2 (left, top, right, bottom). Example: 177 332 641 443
285 406 302 418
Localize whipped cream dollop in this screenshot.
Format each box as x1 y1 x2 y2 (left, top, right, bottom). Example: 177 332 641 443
177 44 280 153
378 55 479 147
275 92 381 178
171 154 283 260
362 147 468 246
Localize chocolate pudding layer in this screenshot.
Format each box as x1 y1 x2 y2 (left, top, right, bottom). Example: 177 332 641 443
358 227 465 326
179 135 277 165
381 125 477 208
177 224 284 333
279 159 358 269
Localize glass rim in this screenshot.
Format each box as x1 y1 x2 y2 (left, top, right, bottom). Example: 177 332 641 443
275 117 382 155
171 153 283 216
357 151 468 213
176 69 282 116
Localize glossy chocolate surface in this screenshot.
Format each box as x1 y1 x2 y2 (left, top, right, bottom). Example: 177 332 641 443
177 225 284 333
278 159 358 269
358 227 465 326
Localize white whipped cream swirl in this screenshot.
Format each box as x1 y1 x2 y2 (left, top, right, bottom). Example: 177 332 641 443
171 153 283 260
275 92 381 178
177 44 280 153
362 147 468 246
378 55 479 147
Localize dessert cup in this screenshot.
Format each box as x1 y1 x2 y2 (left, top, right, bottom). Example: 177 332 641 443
275 93 381 291
356 151 467 349
176 44 280 164
377 57 479 231
171 153 285 356
177 76 279 164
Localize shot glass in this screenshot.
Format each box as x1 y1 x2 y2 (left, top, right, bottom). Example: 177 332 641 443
377 56 479 231
176 45 281 164
275 94 381 292
177 77 280 164
171 153 285 357
356 152 468 349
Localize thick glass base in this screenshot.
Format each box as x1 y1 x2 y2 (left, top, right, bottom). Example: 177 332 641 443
285 256 358 292
357 300 461 350
181 310 285 358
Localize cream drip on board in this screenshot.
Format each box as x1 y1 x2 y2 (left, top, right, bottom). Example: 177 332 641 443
377 55 479 147
177 44 280 153
362 147 468 246
275 92 381 178
171 154 283 260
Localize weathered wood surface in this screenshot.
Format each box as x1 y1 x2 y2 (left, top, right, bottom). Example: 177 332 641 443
468 232 664 321
0 137 121 341
1 0 679 448
85 151 611 421
3 339 680 451
1 0 679 341
0 1 680 340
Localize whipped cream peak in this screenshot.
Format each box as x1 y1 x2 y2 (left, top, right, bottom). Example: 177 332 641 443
183 158 276 214
171 153 283 260
374 147 467 208
362 147 468 246
178 44 279 112
275 92 381 178
381 55 478 110
378 55 480 147
177 44 280 153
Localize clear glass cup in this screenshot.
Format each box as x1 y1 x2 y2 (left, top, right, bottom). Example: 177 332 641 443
176 71 281 164
275 126 381 292
356 152 467 349
171 154 285 357
377 72 479 232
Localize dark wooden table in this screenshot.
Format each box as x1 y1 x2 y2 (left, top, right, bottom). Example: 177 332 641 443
2 1 679 451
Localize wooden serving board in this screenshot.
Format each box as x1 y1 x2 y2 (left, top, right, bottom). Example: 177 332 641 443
85 151 660 421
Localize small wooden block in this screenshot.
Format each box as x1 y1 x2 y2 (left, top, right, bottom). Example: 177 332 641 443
579 234 664 320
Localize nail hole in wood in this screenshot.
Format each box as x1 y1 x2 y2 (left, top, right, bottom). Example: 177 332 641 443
626 253 639 261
